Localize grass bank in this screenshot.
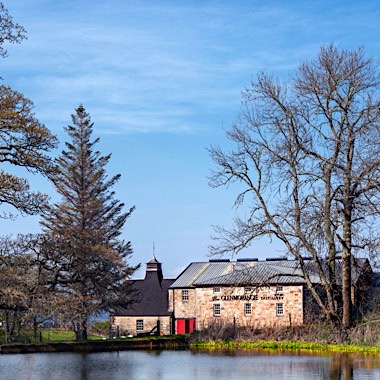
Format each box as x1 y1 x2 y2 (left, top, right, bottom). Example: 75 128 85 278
190 339 380 355
0 335 189 354
40 330 102 342
0 330 104 345
189 322 380 355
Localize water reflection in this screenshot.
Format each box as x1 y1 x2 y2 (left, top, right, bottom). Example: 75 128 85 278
191 348 380 380
0 349 379 379
329 353 351 380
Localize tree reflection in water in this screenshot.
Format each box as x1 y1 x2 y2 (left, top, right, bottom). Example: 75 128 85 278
0 349 380 379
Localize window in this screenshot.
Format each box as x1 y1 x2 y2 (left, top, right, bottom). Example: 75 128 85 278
276 285 283 292
182 289 189 301
244 303 252 315
276 303 284 316
213 287 221 293
244 287 251 293
213 304 221 317
136 320 144 331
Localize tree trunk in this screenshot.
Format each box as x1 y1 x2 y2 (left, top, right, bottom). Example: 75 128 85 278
81 318 88 340
73 321 81 340
342 249 352 328
33 316 38 342
73 318 88 340
342 122 354 329
4 311 10 343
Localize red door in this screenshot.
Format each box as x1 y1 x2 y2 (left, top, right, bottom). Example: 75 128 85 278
176 319 195 334
176 319 186 334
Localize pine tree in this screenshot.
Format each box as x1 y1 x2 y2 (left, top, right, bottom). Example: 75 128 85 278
41 105 138 340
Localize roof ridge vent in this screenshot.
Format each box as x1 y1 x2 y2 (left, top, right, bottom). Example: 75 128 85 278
209 259 230 262
237 258 258 262
266 257 288 261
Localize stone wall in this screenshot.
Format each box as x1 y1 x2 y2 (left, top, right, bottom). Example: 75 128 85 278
168 289 174 312
111 316 172 336
173 288 196 318
174 285 304 330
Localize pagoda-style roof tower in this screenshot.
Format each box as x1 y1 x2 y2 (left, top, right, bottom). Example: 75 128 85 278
145 255 163 282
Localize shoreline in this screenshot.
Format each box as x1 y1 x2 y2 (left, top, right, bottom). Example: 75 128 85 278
190 339 380 355
1 336 380 355
0 336 189 354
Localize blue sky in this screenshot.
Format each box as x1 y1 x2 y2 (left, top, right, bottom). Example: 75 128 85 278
2 0 380 278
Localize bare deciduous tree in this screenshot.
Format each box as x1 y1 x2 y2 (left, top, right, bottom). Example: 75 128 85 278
0 86 58 218
0 2 26 58
0 234 56 343
209 45 380 329
0 4 57 218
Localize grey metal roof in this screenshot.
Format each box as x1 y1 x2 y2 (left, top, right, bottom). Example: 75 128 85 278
194 262 308 286
170 262 209 288
170 261 234 288
170 258 371 288
195 262 234 283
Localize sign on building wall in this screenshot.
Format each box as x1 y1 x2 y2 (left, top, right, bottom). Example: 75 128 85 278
212 294 284 301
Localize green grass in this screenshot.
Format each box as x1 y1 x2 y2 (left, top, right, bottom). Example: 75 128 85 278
40 330 103 342
190 339 380 355
0 330 187 345
40 330 76 342
0 330 104 344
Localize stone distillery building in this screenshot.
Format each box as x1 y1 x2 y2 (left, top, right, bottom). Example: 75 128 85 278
111 256 372 336
168 258 372 334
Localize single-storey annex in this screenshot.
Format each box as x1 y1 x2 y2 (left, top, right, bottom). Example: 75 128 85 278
110 256 175 336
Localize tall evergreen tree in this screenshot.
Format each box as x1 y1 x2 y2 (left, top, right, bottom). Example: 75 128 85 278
41 105 138 340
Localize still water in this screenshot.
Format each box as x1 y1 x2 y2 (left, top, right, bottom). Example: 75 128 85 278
0 349 379 380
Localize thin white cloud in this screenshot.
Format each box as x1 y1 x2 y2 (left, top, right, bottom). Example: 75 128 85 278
3 0 380 279
4 0 380 137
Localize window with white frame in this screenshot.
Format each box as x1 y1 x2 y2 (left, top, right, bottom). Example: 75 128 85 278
213 303 221 316
276 303 284 316
276 285 283 292
136 320 144 331
182 289 189 301
244 287 251 293
213 287 221 293
244 303 252 315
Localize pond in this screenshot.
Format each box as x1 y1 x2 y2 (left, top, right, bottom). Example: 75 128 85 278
0 349 379 379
